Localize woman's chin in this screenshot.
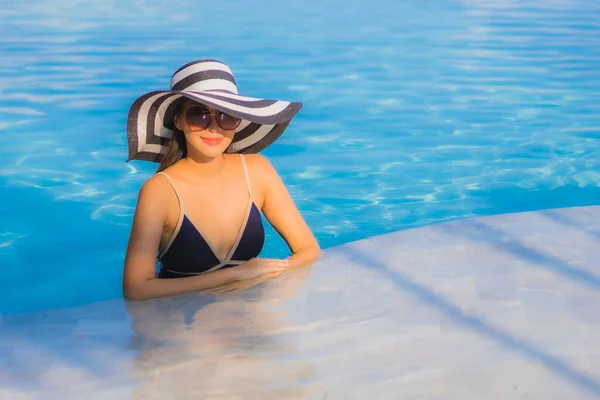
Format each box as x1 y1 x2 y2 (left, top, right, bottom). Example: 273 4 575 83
190 143 231 159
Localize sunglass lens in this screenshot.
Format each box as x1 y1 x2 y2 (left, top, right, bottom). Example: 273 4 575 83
217 112 242 130
185 107 211 130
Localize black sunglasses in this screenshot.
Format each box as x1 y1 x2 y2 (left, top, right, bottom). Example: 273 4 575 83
185 106 242 131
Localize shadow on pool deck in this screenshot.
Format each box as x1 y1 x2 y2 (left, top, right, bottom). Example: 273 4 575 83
540 208 600 241
336 212 600 397
437 219 600 291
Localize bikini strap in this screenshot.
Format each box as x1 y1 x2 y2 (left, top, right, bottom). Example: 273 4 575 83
154 172 186 259
240 154 252 199
155 171 184 215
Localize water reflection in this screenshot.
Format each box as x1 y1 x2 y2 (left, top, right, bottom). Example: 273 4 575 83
125 268 326 399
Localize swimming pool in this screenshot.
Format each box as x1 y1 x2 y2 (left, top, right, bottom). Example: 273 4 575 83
1 0 600 313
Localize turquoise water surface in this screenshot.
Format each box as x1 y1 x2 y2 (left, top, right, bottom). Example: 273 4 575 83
1 0 600 313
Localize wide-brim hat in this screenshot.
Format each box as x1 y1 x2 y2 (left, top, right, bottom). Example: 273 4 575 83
126 59 302 162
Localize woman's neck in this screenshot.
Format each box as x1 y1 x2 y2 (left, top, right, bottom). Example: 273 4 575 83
181 154 227 178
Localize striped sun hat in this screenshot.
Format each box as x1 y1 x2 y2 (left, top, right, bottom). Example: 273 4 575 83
126 59 303 162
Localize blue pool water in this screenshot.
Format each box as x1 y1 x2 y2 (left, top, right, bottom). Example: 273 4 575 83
1 0 599 313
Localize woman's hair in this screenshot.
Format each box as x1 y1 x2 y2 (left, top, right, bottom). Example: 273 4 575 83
156 100 188 173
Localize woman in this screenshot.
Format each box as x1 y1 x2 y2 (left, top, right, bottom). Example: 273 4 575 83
122 59 321 301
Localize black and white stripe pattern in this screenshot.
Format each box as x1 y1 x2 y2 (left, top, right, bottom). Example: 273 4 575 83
127 59 301 162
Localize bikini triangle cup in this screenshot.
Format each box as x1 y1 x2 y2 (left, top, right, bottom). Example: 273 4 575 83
155 155 265 277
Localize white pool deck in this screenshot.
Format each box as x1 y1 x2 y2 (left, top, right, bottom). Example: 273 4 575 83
1 205 600 399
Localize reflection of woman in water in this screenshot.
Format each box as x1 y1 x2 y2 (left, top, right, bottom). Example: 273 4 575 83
126 267 324 399
122 59 321 300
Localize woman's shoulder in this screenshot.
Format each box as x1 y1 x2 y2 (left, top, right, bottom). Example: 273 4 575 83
137 170 175 204
242 153 278 176
241 154 284 198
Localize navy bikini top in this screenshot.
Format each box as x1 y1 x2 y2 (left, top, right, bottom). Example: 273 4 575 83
156 155 265 279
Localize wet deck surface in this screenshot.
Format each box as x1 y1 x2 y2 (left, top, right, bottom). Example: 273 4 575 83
2 206 600 399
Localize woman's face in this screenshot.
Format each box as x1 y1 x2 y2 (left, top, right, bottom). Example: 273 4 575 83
174 99 240 159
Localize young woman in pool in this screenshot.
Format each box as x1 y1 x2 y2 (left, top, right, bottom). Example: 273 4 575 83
122 59 321 301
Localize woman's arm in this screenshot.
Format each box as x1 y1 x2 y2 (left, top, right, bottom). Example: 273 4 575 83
251 155 322 269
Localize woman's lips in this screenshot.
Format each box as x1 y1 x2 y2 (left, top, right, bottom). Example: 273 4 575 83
201 137 223 146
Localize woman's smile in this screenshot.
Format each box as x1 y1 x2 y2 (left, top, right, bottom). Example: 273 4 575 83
200 136 224 146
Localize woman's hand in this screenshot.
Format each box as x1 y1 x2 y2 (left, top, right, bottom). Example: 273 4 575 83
230 258 289 281
203 273 274 294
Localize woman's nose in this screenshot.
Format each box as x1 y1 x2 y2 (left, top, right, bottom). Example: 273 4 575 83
207 115 222 132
